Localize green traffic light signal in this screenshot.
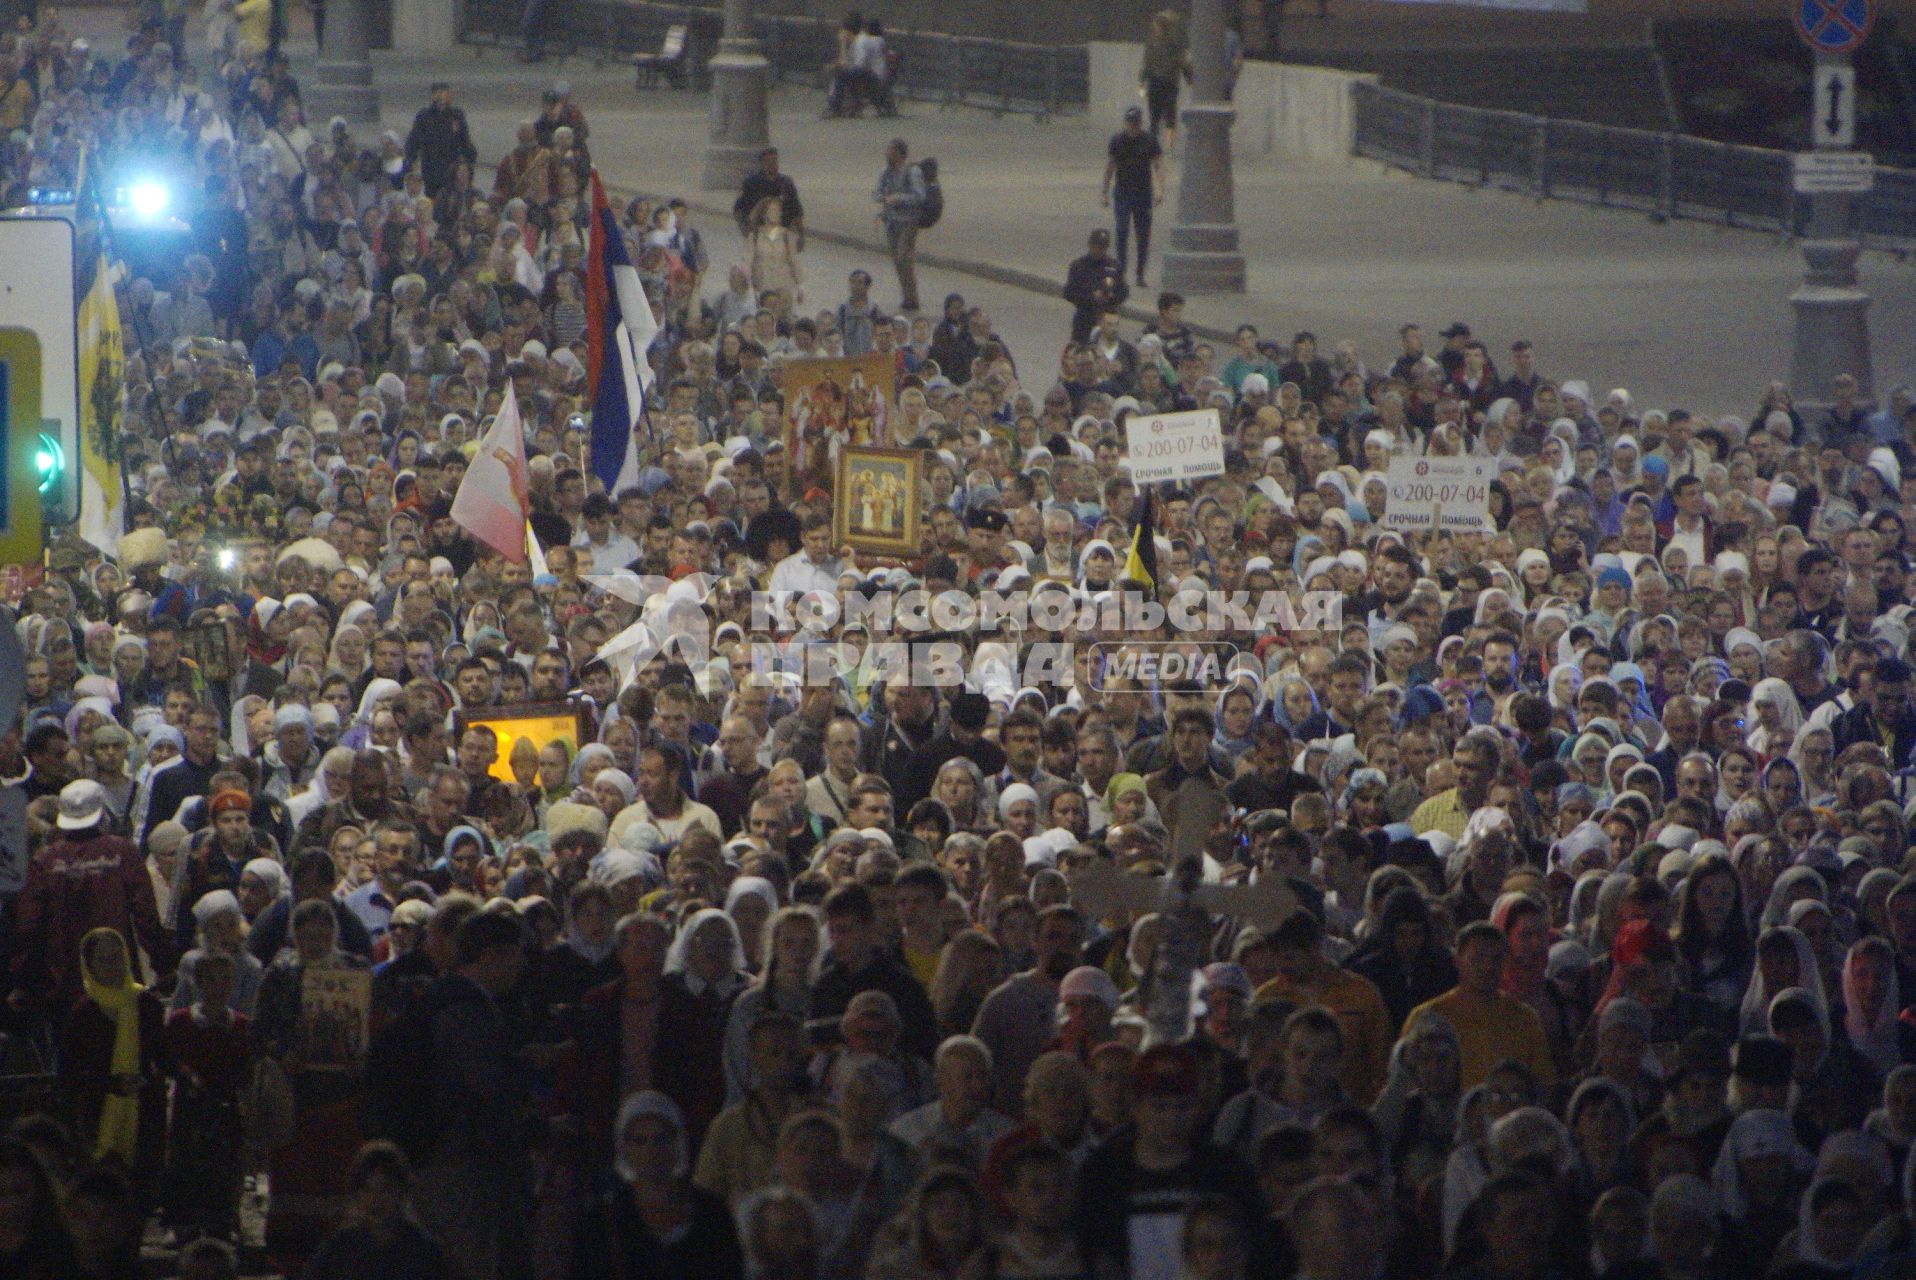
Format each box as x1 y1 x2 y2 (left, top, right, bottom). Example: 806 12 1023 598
34 431 62 497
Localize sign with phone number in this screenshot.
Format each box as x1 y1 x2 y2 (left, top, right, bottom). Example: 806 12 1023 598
1122 408 1226 485
1382 455 1495 533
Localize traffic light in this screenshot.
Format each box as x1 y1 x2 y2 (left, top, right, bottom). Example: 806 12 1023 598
34 430 65 499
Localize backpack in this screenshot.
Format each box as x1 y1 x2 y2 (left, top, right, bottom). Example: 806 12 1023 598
915 158 943 230
362 977 480 1165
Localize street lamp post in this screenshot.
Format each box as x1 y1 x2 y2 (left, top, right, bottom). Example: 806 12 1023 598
1160 0 1245 294
702 0 772 191
308 0 380 124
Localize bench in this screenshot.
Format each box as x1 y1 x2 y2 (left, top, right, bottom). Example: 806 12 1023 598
633 23 691 90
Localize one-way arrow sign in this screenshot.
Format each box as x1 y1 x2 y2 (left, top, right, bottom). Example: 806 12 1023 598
1816 65 1857 148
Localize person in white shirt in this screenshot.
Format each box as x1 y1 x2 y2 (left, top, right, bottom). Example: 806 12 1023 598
768 512 847 597
572 493 642 574
850 20 889 91
610 745 723 846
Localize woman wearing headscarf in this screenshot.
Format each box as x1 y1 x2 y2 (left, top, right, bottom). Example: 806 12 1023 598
568 1091 744 1280
1490 891 1576 1075
58 928 168 1188
1710 1108 1811 1271
1323 759 1380 829
1268 672 1321 734
1212 685 1258 758
1765 851 1829 917
1771 983 1876 1154
237 855 292 926
658 908 748 1148
252 899 372 1275
171 889 266 1017
1748 677 1805 761
931 758 992 836
528 881 622 1028
1608 435 1645 492
1790 722 1839 808
1741 925 1827 1037
341 677 403 751
1841 936 1916 1082
725 877 780 974
722 906 820 1102
287 745 357 838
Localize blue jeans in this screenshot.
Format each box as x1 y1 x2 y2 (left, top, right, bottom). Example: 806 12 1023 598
1113 188 1153 279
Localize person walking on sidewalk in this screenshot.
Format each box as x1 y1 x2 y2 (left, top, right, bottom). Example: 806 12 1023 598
1102 105 1164 288
734 147 806 250
874 137 926 313
1063 229 1129 345
1139 8 1190 149
404 83 477 202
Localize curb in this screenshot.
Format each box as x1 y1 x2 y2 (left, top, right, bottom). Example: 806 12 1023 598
465 149 1248 352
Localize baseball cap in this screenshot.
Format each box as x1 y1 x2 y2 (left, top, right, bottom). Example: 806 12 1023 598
57 779 108 830
208 790 252 818
1059 966 1121 1008
1123 105 1143 123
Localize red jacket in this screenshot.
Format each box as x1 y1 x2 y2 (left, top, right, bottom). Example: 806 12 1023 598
13 830 174 1007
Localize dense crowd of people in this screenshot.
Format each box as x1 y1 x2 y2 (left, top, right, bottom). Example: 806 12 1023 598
5 8 1916 1280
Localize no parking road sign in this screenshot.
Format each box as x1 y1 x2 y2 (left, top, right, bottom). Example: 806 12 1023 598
1796 0 1874 55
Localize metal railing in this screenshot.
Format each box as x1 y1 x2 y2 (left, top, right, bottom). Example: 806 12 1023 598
1353 80 1916 251
458 0 1089 120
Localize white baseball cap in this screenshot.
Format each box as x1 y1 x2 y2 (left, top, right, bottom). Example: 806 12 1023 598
56 779 107 830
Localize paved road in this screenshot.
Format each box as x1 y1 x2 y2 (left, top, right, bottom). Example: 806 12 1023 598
62 3 1916 414
368 50 1916 414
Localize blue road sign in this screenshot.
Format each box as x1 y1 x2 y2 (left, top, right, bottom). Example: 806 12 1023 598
1796 0 1874 54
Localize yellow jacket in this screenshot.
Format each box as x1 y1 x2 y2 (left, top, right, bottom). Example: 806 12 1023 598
233 0 273 57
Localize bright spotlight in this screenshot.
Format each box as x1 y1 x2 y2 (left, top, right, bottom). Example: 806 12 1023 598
126 181 169 219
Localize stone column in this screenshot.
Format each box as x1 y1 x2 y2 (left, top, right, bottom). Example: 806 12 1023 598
1790 49 1872 408
702 0 772 191
1160 0 1245 294
308 0 380 124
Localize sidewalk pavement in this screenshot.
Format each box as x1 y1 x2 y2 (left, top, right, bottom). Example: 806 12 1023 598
375 51 1916 414
54 3 1916 413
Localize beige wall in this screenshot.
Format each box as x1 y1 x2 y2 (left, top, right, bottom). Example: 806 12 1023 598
1089 42 1377 164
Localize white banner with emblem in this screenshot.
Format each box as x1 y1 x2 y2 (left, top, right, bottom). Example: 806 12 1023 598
1122 408 1226 486
1382 455 1495 533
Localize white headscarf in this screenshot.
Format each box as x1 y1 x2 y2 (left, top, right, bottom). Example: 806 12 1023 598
1748 677 1804 756
353 677 404 726
1739 924 1824 1037
663 906 745 978
613 1090 688 1180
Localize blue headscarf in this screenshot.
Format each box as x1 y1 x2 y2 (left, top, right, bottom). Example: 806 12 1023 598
1398 684 1445 729
1291 535 1326 583
1607 661 1657 724
1270 673 1321 730
1213 685 1260 756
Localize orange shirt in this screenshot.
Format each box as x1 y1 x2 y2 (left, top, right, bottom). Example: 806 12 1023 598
1402 986 1556 1093
1254 964 1393 1104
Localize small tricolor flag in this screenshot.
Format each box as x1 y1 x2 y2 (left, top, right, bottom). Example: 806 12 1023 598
585 171 660 497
